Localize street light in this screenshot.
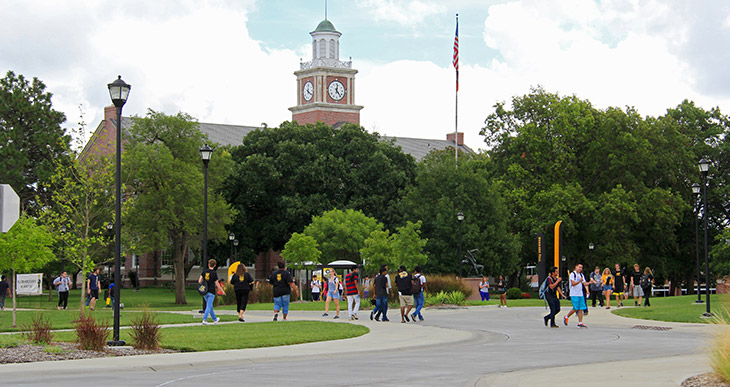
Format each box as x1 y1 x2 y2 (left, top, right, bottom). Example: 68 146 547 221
228 232 235 267
107 75 130 346
588 242 594 268
457 212 464 277
200 145 213 270
233 239 239 262
692 183 703 304
698 158 712 317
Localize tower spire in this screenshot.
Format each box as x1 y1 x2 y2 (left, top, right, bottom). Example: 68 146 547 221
325 0 328 20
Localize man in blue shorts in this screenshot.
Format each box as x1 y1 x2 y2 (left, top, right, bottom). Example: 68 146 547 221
563 263 595 328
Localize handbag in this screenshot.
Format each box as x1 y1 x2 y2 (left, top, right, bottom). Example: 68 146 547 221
198 282 208 296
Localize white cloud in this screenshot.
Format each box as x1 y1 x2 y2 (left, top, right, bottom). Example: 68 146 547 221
355 0 445 27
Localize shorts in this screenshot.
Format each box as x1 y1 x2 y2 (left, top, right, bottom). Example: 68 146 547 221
89 289 99 299
312 292 320 301
570 296 587 311
327 290 338 299
602 285 613 292
633 286 644 297
399 294 414 307
613 291 624 296
273 294 291 314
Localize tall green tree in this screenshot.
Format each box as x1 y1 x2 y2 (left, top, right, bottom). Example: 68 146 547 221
0 71 71 211
302 208 382 263
401 150 520 276
123 110 235 304
360 221 428 275
0 215 55 326
223 122 416 255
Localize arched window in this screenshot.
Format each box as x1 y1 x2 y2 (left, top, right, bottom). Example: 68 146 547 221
329 39 336 59
319 39 326 58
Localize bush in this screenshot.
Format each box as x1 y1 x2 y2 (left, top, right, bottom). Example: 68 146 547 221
711 309 730 383
129 311 162 350
426 274 473 298
425 290 467 306
21 314 53 345
74 314 109 351
505 287 523 299
255 282 273 303
214 283 236 306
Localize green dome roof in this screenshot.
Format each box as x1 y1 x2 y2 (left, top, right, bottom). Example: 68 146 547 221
314 19 338 32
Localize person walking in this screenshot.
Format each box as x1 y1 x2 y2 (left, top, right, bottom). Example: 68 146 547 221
269 261 298 321
86 268 101 311
230 264 254 322
601 268 614 309
496 275 507 307
371 265 390 322
0 275 10 310
395 266 414 323
199 259 225 325
310 275 322 302
630 264 644 306
612 264 626 307
479 276 490 302
322 269 341 319
344 266 361 320
641 267 655 307
543 266 564 328
54 271 71 310
563 264 594 328
362 274 372 301
589 267 603 307
411 266 427 322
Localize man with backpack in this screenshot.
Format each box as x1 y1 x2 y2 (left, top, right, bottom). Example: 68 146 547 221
563 263 595 328
395 265 414 323
371 265 390 322
542 266 564 328
411 266 428 322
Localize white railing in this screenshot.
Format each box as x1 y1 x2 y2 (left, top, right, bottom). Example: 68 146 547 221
300 58 352 70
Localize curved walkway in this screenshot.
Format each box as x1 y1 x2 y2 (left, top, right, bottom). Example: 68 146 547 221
0 305 715 386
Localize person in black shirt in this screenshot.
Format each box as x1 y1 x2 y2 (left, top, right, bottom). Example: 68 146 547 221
543 266 565 328
199 259 225 325
0 275 10 310
612 264 626 307
395 266 414 323
641 267 655 307
371 266 390 322
630 264 644 306
268 261 298 321
230 264 254 322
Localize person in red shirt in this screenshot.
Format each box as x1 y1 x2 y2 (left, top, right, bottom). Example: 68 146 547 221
344 266 361 320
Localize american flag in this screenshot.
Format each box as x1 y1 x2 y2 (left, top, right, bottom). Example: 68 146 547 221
453 15 459 91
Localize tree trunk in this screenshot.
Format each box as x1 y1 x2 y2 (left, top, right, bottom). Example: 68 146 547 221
173 236 188 305
79 270 87 314
12 268 16 327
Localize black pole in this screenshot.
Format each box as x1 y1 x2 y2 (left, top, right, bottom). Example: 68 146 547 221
203 162 209 268
458 220 463 277
112 104 123 345
702 173 711 316
230 240 233 267
695 198 703 303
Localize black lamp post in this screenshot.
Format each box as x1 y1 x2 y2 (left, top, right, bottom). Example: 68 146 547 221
200 145 213 269
107 75 130 346
228 232 235 267
457 212 464 277
698 158 712 317
588 242 594 267
233 239 239 262
691 183 703 304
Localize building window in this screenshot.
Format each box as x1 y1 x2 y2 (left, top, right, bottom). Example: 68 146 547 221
329 39 336 59
319 39 326 58
160 248 174 268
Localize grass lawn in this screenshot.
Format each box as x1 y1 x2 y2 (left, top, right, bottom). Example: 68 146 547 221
45 321 369 351
0 309 236 332
612 294 730 323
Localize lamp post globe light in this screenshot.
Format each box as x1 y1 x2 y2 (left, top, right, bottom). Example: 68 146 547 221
588 242 594 268
107 75 130 346
233 239 239 262
201 145 213 269
691 183 703 304
697 159 712 317
457 212 464 277
228 232 235 267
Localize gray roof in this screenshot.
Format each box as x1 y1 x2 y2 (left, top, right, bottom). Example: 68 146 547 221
119 117 260 147
382 136 474 161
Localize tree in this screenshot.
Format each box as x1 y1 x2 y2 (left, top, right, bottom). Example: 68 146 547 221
302 209 382 263
123 110 235 304
401 150 520 276
0 71 71 211
0 215 55 326
37 156 114 311
360 221 428 275
223 121 416 256
281 233 321 269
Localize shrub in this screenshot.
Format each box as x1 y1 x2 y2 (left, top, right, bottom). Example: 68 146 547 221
43 345 64 354
445 291 467 305
129 311 162 350
710 309 730 383
0 335 22 348
425 290 467 306
214 283 236 306
21 314 53 345
74 314 109 351
505 287 523 300
255 282 273 303
426 274 473 298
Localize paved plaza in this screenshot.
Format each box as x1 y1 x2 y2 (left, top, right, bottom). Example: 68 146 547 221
0 305 714 386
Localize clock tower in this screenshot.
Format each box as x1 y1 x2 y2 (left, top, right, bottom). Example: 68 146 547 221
289 19 363 126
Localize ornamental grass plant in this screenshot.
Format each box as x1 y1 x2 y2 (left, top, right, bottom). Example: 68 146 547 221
129 310 162 350
20 314 53 345
74 313 109 351
710 306 730 383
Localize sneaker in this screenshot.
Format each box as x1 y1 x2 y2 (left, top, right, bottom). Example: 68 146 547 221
635 301 638 306
322 313 329 317
550 325 559 328
202 320 209 325
239 318 245 322
374 316 380 322
405 315 410 322
563 316 569 326
198 310 204 314
273 314 278 321
419 317 424 322
333 315 339 319
411 313 417 321
353 315 359 320
544 316 549 327
578 323 587 328
349 317 355 321
214 317 220 324
382 318 390 322
370 311 374 321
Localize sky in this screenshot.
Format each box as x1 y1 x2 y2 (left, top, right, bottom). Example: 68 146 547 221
2 0 730 151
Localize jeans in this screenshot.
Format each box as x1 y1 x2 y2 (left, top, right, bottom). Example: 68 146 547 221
274 294 291 314
347 294 360 318
413 292 425 319
203 292 217 322
374 296 389 320
545 297 560 325
480 291 490 301
0 294 5 309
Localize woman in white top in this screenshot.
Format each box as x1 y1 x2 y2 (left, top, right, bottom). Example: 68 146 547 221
479 276 490 302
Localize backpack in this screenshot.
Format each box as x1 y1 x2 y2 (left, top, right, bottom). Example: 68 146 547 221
539 278 550 299
640 274 651 288
197 282 208 296
411 274 422 294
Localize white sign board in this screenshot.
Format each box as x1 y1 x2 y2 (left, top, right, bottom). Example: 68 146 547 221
16 273 43 295
0 184 20 233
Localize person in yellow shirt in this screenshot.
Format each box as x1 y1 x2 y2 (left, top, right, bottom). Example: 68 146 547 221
601 268 614 309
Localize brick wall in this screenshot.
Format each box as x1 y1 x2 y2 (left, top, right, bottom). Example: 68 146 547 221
292 110 360 126
446 132 464 145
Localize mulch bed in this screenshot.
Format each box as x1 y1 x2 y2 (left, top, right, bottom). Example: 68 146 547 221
0 342 176 364
682 373 730 387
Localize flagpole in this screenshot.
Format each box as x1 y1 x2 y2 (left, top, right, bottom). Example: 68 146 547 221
454 14 459 166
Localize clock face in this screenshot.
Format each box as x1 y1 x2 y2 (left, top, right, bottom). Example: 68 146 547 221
328 80 345 101
302 81 314 102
